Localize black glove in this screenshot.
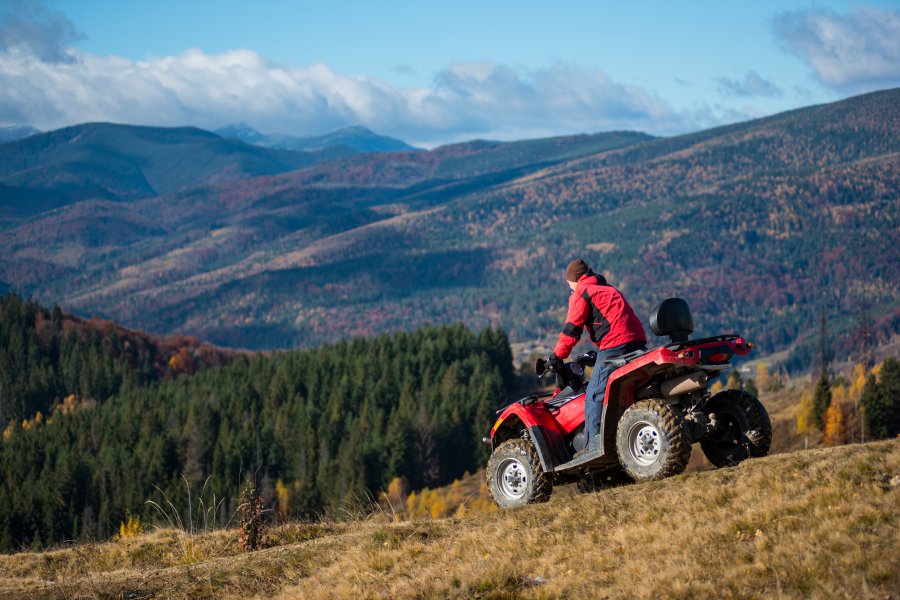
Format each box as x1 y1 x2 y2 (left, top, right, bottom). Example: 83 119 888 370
548 353 564 371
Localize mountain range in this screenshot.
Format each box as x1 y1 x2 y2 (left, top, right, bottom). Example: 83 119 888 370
0 123 357 220
1 89 898 370
216 123 417 153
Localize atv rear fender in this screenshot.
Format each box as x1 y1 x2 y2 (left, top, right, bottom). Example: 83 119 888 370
602 336 753 411
597 336 752 452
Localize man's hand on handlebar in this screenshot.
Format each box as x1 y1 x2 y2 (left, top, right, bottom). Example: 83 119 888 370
548 353 564 371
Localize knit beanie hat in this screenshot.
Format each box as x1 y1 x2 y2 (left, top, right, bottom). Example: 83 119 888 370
565 258 590 282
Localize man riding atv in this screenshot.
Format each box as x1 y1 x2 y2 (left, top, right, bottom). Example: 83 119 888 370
553 258 647 458
484 263 772 508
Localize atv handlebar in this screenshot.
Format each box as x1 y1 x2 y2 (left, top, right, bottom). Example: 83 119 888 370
536 351 597 390
536 350 596 376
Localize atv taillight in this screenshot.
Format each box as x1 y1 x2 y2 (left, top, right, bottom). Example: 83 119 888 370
707 352 729 363
733 337 754 352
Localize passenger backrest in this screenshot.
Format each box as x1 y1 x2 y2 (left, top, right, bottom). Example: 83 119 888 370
649 298 694 343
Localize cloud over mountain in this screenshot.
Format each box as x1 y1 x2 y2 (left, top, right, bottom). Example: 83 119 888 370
10 2 896 146
0 46 699 146
773 7 900 94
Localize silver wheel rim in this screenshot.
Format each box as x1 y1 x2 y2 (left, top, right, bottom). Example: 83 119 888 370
627 421 662 466
498 458 528 499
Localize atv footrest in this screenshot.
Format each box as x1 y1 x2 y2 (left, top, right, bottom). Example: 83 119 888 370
553 447 615 473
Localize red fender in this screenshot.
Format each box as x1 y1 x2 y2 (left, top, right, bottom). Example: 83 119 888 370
490 400 563 439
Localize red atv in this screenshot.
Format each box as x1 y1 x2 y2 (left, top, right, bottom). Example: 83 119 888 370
485 298 772 508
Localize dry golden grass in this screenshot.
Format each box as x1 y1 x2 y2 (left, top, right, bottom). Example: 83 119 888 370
1 440 897 599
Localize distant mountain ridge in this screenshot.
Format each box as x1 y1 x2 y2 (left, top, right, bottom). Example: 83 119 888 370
0 122 352 219
216 123 417 153
1 89 897 372
0 125 40 144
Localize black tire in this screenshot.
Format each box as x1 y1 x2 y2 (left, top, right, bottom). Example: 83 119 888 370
615 399 691 482
486 438 552 508
700 389 772 467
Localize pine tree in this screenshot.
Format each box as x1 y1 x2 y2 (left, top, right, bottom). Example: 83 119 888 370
862 358 900 439
855 308 874 369
744 377 759 398
811 371 831 430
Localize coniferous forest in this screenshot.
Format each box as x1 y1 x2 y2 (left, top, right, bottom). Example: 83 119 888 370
0 295 514 551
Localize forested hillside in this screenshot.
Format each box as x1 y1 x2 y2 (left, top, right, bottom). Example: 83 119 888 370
1 90 898 371
0 294 237 426
0 299 514 551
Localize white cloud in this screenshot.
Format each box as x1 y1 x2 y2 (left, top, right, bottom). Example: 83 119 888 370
0 42 706 146
716 71 783 98
773 7 900 94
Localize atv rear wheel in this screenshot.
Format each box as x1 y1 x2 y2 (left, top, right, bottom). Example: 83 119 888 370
615 399 691 482
486 438 552 508
700 389 772 467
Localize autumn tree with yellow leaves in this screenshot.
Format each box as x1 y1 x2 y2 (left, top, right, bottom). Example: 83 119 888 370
822 401 846 446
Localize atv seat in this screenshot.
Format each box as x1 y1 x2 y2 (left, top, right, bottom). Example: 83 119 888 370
602 348 650 368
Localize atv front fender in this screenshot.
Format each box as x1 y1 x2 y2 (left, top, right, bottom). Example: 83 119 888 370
490 403 570 471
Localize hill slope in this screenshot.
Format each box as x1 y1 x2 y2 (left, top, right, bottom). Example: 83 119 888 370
2 90 898 369
1 439 896 599
0 127 650 343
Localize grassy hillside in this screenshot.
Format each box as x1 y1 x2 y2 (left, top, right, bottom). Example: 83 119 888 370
1 439 896 599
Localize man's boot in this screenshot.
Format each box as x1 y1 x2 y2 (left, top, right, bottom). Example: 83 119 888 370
573 435 601 459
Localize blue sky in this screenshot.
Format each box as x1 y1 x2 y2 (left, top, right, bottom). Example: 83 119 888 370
1 0 899 146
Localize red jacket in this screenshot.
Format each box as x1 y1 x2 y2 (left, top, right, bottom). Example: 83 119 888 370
554 272 647 359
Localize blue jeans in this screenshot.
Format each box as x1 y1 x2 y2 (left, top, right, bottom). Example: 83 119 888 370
584 341 647 440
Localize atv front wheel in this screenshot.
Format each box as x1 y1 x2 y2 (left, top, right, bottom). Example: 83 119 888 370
615 399 691 482
486 438 552 508
700 389 772 467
